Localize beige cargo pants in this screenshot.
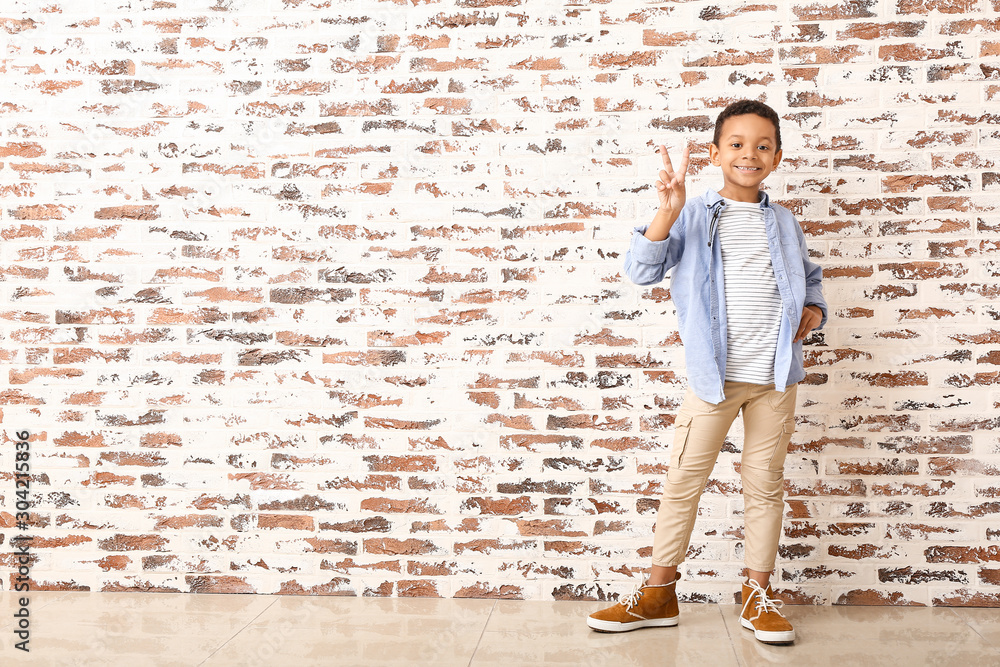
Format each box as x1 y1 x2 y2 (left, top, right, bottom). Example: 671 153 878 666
651 381 798 572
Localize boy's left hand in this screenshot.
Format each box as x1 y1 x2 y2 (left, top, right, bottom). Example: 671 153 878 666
794 305 823 343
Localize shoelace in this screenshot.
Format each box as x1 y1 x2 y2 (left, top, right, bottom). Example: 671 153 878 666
621 584 645 609
746 579 785 619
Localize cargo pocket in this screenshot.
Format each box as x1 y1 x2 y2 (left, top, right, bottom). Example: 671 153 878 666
767 417 796 470
670 413 693 471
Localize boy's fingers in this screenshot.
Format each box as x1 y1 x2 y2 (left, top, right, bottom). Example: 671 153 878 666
659 144 675 177
795 309 819 342
678 146 690 177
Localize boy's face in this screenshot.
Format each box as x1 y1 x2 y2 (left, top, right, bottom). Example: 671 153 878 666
709 113 782 201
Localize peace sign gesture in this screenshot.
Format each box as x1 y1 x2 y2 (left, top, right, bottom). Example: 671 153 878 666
655 143 690 221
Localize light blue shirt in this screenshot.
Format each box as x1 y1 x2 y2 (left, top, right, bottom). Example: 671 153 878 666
623 188 827 404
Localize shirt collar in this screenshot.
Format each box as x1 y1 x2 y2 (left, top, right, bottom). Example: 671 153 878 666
705 187 771 209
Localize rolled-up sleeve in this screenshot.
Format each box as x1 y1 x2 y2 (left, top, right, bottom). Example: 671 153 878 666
622 223 682 286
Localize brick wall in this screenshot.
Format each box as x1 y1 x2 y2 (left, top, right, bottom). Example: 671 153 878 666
1 0 999 606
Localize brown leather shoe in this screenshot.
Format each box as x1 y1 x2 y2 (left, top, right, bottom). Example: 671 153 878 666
587 572 681 632
740 578 795 643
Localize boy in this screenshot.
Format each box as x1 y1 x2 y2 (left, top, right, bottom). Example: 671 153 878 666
586 100 826 644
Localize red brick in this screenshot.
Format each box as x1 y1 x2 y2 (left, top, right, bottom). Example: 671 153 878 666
682 49 774 67
792 1 877 20
187 576 255 594
455 582 523 599
925 546 1000 564
829 458 919 476
461 496 537 516
878 261 968 279
932 590 1000 607
829 544 903 560
835 589 924 605
836 21 926 39
897 0 977 14
780 45 868 64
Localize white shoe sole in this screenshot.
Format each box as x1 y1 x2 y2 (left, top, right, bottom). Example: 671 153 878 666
740 616 795 643
587 616 679 633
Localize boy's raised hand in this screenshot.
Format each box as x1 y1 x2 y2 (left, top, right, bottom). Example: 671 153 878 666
655 143 690 220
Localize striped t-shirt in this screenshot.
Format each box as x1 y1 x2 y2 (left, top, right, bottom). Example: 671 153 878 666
717 199 783 385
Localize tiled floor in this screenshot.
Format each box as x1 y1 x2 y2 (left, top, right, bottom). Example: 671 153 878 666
1 591 998 666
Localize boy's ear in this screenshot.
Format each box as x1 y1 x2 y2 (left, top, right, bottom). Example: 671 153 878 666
772 148 783 168
708 142 721 166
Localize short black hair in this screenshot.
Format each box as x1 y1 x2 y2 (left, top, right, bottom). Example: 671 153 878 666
712 100 781 151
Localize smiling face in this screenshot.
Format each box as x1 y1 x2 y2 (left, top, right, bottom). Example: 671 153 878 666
709 113 783 203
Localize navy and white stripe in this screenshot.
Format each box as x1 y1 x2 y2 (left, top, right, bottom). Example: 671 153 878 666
717 199 783 385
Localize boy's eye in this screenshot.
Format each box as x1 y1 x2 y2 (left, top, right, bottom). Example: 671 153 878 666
758 145 770 151
731 143 741 148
